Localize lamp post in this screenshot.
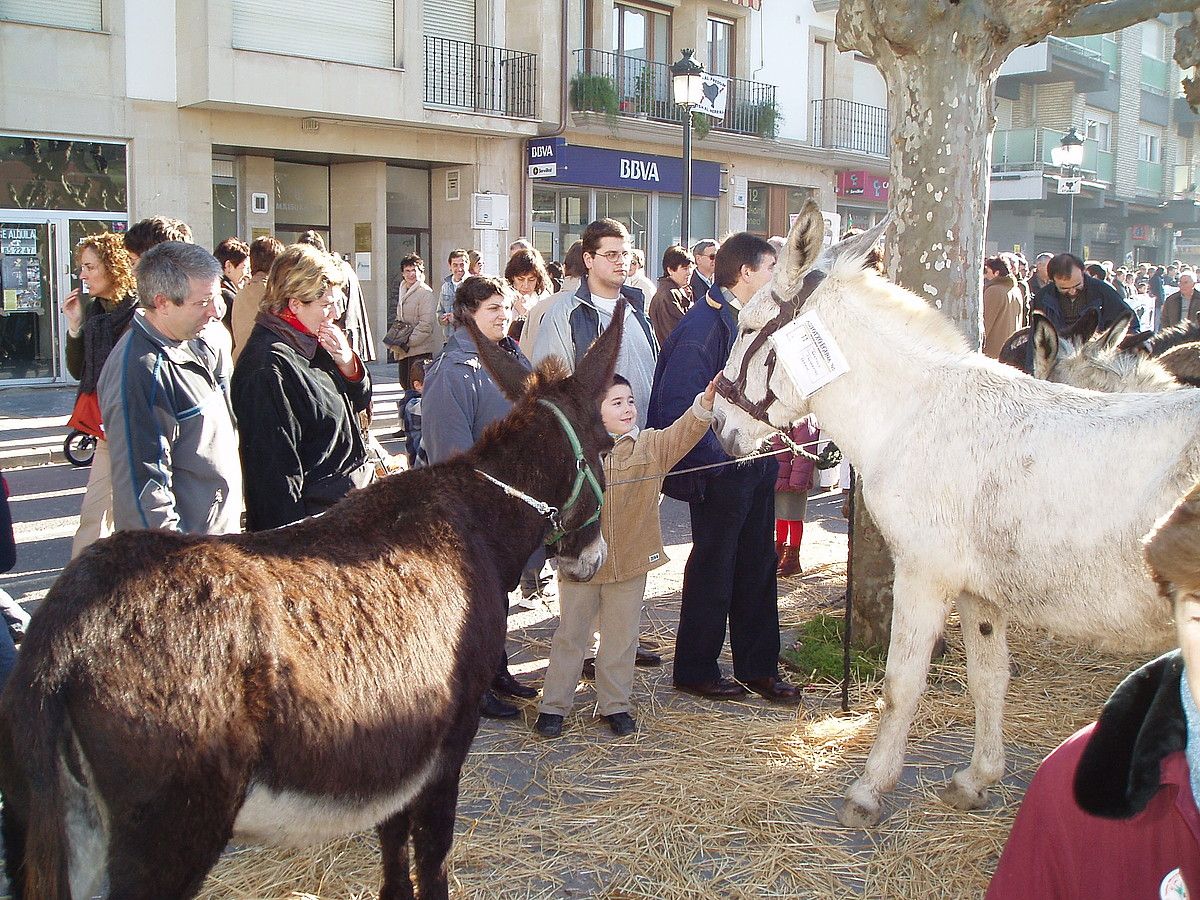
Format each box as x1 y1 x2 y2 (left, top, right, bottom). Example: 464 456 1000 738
671 49 704 249
1051 126 1084 256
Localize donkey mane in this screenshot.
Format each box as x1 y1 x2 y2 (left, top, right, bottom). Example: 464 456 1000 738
822 253 970 357
1149 320 1200 356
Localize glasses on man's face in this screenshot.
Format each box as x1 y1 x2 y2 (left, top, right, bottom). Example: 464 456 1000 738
595 250 632 263
701 253 717 260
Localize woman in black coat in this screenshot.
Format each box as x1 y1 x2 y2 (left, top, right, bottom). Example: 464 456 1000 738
231 244 373 531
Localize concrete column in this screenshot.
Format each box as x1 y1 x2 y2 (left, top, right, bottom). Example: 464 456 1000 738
238 155 275 240
331 161 388 352
127 102 214 248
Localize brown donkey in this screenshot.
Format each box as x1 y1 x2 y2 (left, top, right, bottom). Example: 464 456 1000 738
0 307 625 900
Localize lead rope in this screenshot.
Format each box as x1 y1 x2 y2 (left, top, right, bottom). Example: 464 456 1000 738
607 435 839 487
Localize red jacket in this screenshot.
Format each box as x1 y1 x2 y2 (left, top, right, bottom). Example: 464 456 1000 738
770 420 819 495
988 652 1200 899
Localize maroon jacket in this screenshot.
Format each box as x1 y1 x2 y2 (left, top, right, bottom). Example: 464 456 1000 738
989 651 1200 899
771 420 819 495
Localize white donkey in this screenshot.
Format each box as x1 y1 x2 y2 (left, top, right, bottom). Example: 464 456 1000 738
711 200 1200 828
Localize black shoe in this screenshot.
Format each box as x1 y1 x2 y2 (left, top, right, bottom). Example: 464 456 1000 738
480 690 519 719
493 670 538 700
534 712 564 737
581 657 596 680
604 712 637 736
635 644 662 667
673 677 749 700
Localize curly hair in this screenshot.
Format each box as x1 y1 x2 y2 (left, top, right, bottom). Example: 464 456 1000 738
76 231 136 299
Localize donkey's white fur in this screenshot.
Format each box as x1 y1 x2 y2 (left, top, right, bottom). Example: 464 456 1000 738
712 201 1200 828
1035 315 1179 393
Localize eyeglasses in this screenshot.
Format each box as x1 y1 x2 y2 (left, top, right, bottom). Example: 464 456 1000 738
701 253 717 260
594 250 632 263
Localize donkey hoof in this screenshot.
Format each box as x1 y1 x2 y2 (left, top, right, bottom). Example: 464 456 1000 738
938 779 988 811
837 796 883 828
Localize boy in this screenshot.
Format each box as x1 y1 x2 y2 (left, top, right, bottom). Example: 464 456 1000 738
403 359 425 467
535 375 715 737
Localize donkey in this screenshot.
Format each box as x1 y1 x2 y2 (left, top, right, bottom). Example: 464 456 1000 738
0 309 624 899
1031 308 1180 393
711 199 1200 828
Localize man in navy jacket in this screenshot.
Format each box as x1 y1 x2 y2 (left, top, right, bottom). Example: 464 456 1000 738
647 233 802 704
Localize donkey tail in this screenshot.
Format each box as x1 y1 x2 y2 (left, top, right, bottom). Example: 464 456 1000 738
2 681 73 900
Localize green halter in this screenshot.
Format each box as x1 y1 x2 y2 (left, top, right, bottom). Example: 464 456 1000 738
474 398 605 546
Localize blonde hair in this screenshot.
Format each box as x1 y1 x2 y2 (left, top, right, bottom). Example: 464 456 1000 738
75 231 136 299
261 244 345 314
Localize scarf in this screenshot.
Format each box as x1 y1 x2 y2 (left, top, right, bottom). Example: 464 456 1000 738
255 310 320 360
78 295 138 395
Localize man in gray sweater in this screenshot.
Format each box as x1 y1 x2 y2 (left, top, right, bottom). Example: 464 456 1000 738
99 241 242 535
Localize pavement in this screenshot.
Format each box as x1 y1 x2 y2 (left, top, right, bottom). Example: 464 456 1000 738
0 359 408 471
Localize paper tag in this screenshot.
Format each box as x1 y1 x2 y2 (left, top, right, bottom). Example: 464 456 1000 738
769 311 850 397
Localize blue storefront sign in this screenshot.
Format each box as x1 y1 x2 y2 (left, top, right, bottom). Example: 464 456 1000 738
526 139 720 198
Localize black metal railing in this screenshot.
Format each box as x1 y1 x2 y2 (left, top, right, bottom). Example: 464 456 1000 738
572 49 779 138
810 99 889 156
424 36 537 118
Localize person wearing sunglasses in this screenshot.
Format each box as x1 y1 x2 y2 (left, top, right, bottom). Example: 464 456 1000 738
690 239 720 303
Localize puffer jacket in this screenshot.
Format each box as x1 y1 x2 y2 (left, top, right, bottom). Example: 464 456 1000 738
590 395 712 584
772 418 819 494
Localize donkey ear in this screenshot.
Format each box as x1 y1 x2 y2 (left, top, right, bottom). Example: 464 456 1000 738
1031 313 1059 380
1066 307 1100 342
829 215 890 271
573 297 626 400
773 199 825 293
1094 314 1133 354
465 316 530 401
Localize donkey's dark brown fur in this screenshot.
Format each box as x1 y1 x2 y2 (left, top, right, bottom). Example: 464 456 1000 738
0 309 624 900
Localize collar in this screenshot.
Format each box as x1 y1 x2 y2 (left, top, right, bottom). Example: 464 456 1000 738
611 427 639 443
574 279 646 313
133 310 209 367
255 310 320 359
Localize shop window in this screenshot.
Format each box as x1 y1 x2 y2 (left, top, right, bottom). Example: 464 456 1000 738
274 161 330 233
596 190 649 249
0 0 101 31
706 18 733 78
0 138 126 212
748 182 815 238
656 197 717 262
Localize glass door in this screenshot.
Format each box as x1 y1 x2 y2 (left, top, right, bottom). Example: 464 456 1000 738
0 221 55 381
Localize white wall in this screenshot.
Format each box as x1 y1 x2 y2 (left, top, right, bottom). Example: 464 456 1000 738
752 3 812 142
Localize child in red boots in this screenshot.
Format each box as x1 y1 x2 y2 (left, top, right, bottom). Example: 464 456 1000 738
771 417 819 578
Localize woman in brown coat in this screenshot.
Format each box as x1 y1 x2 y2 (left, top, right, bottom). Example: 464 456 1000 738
982 255 1023 358
649 244 695 346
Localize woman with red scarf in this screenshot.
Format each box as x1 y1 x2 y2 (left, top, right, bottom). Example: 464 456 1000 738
231 243 374 531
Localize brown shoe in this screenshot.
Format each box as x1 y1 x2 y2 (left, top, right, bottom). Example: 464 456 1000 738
744 676 805 703
673 677 749 700
777 546 801 578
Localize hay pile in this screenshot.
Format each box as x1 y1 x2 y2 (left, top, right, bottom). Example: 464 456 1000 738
198 570 1147 899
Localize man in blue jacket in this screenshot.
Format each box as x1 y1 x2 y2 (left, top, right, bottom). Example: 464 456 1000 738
646 233 802 703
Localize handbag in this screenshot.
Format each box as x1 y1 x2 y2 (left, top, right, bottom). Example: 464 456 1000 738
383 320 416 351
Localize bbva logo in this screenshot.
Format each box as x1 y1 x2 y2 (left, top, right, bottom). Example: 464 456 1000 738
619 158 661 182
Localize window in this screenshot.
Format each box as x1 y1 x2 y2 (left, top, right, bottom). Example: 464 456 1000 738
274 161 330 235
1141 19 1165 60
612 3 669 63
0 0 100 31
234 0 396 68
0 138 126 212
706 17 734 78
1085 111 1111 152
1139 129 1162 164
747 183 816 238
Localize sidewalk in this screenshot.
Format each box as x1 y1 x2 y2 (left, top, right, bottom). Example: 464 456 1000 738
0 360 405 470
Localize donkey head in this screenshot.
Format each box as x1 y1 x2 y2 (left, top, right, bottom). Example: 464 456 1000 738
713 199 886 456
470 301 624 582
1032 310 1177 393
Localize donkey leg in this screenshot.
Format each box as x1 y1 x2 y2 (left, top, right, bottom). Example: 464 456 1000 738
376 809 415 900
408 770 462 900
839 568 951 828
938 594 1009 811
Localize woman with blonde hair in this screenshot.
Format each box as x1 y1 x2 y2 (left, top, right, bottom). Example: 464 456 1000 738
231 243 374 531
61 231 138 558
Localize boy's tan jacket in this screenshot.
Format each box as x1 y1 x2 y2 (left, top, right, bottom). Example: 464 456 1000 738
589 395 712 585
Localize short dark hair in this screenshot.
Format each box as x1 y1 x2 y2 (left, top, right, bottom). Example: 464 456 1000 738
453 275 508 327
563 240 585 279
1085 262 1107 280
984 255 1010 278
714 233 776 289
504 249 551 294
447 248 468 263
409 359 427 385
581 218 629 257
400 254 424 271
248 235 284 275
214 237 249 268
296 230 327 253
1047 253 1085 280
662 244 694 274
125 216 192 256
610 373 632 390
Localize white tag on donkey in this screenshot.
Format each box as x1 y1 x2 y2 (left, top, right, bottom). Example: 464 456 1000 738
769 311 850 397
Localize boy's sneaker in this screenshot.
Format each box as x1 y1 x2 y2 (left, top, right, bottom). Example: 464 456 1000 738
603 712 636 736
535 713 564 738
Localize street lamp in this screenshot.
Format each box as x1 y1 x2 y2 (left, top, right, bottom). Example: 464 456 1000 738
1051 126 1085 255
671 49 704 249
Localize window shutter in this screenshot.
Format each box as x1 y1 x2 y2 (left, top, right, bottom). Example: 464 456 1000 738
232 0 394 69
424 0 475 40
0 0 101 30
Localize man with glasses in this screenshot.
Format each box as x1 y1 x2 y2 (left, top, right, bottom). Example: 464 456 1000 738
99 241 242 536
1030 253 1136 335
690 239 720 303
532 218 658 429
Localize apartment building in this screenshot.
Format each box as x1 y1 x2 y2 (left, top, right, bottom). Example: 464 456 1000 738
988 14 1197 266
0 0 886 387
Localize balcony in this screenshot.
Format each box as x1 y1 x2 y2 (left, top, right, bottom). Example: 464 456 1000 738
1138 160 1164 194
424 37 537 118
571 49 780 138
810 99 888 157
1141 55 1173 96
996 36 1111 100
990 127 1112 183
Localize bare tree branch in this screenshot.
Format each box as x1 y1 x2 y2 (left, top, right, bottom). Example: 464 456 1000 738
1057 0 1197 37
